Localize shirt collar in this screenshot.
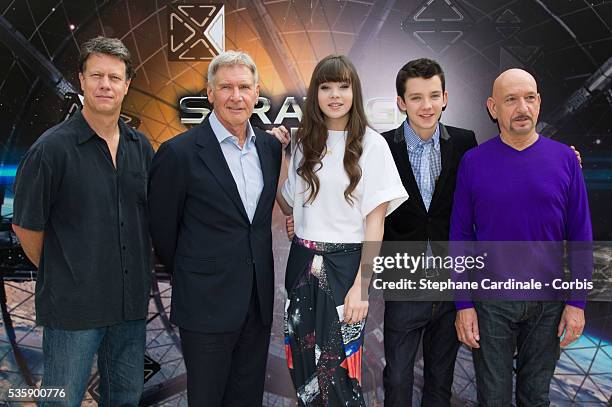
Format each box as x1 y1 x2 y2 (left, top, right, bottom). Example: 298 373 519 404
209 110 256 145
403 119 440 152
75 109 136 144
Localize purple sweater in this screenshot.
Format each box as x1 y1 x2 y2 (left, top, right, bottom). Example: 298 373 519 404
450 135 593 310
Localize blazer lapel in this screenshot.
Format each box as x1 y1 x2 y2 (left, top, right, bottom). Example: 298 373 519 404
392 125 428 214
430 123 453 209
252 133 273 223
195 118 250 223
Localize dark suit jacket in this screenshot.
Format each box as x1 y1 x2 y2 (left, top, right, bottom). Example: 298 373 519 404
381 123 477 242
148 117 282 333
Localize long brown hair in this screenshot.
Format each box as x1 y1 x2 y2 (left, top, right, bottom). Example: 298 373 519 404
297 54 369 205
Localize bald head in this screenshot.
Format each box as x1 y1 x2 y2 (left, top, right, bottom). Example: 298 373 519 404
492 69 538 98
487 68 541 139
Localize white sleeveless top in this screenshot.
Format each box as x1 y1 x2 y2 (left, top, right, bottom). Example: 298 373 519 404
281 127 408 243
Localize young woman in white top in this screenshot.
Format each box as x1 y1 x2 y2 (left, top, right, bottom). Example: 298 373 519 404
275 54 407 406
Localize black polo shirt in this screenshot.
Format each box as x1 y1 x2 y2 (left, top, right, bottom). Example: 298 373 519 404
12 109 154 330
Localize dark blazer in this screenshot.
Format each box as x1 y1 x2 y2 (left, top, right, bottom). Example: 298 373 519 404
381 123 477 242
148 117 282 333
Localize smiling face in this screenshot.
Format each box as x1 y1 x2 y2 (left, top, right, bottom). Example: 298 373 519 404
79 53 130 116
487 69 541 139
207 64 259 135
317 81 353 130
398 75 448 140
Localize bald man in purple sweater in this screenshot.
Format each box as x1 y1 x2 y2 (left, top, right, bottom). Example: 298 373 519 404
450 69 592 406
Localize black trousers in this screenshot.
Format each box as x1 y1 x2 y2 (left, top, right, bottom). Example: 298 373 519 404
383 301 460 407
179 283 271 407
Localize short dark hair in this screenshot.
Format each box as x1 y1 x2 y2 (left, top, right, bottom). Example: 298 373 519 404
396 58 445 98
79 36 135 80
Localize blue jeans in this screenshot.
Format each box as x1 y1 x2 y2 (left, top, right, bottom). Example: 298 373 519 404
40 319 146 407
473 301 564 407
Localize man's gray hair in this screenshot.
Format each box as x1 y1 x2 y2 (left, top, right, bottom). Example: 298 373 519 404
79 36 135 80
207 50 258 87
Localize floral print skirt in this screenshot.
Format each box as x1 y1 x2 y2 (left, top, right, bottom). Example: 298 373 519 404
284 236 366 406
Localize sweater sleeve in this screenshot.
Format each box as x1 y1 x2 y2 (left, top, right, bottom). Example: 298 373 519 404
450 154 476 310
565 152 593 309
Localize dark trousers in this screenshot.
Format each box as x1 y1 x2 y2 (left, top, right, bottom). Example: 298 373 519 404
383 301 460 407
473 301 564 407
179 284 271 407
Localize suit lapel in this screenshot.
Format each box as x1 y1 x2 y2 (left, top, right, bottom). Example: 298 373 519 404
391 125 427 214
430 124 453 209
195 118 250 223
252 133 272 223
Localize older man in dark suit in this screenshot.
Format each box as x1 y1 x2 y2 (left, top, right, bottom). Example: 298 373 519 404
148 51 282 407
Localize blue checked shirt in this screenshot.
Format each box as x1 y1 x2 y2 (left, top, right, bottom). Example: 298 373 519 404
403 120 442 211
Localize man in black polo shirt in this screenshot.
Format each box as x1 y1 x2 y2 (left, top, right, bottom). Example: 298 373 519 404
12 36 153 406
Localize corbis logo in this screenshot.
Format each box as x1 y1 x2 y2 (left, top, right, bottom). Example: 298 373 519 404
167 3 225 61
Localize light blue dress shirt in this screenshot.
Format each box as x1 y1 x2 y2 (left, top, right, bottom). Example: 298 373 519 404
209 111 264 222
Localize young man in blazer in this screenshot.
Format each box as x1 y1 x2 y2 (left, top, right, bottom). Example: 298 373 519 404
148 51 282 406
380 58 478 406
